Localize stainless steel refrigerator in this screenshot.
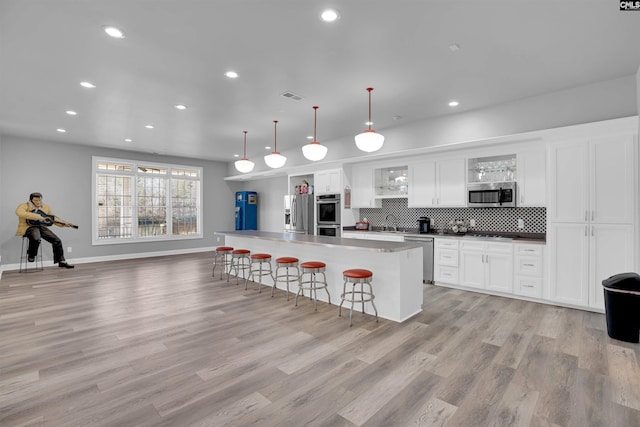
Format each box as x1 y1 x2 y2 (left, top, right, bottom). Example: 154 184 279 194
284 194 314 234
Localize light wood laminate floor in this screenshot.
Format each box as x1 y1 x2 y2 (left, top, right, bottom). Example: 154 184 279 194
1 252 639 426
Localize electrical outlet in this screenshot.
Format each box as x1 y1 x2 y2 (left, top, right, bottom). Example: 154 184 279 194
517 219 525 229
216 236 221 242
67 246 72 253
469 219 476 227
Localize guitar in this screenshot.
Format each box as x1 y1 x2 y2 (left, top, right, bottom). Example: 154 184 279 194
27 209 79 229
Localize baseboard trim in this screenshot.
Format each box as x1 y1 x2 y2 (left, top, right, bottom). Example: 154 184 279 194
0 246 217 278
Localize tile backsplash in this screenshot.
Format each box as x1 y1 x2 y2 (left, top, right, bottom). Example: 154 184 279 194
358 198 546 233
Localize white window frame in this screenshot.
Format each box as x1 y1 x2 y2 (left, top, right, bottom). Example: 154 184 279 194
92 156 203 245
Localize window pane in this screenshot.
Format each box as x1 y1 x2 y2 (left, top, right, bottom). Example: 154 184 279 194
98 162 132 172
172 178 200 235
96 174 133 239
137 176 167 237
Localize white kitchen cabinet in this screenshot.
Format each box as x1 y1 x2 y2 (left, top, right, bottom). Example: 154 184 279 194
549 135 634 224
350 164 381 208
549 135 636 310
514 244 544 298
408 157 466 207
315 169 342 194
517 148 546 206
459 240 513 293
434 238 459 284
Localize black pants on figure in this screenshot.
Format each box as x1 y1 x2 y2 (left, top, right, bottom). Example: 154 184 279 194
24 226 65 264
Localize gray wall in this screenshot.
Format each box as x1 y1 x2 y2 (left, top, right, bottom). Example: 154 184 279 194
0 135 235 265
240 176 288 233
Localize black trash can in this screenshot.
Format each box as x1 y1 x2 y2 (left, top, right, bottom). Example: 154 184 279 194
602 272 640 343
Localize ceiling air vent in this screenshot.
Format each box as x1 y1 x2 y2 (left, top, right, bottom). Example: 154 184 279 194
280 91 304 101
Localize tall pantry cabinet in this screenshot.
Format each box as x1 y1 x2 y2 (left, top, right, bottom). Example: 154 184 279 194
548 134 637 309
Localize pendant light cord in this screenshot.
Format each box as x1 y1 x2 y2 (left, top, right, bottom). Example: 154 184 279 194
366 87 374 130
243 130 248 158
313 106 318 141
273 120 278 152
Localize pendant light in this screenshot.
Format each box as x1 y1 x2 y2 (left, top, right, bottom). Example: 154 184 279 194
234 130 255 173
302 105 328 161
354 87 384 152
264 120 287 168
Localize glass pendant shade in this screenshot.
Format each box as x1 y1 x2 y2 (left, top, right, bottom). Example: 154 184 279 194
355 87 384 153
235 158 255 173
354 130 385 153
302 105 328 161
265 120 287 168
302 141 328 161
234 130 255 173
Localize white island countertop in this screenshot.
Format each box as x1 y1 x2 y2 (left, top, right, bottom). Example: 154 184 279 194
215 230 424 323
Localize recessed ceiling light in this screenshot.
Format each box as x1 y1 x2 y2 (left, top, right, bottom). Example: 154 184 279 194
80 81 96 89
233 154 240 158
104 26 125 39
448 100 460 107
448 43 461 52
321 8 340 22
56 128 66 133
65 110 77 116
264 146 271 150
307 136 313 140
225 71 238 79
365 121 373 126
145 124 154 129
174 104 187 110
124 138 132 142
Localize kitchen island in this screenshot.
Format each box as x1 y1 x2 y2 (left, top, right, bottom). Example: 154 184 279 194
215 230 424 323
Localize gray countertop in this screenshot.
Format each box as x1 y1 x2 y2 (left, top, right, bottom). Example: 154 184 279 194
344 229 546 244
215 230 423 253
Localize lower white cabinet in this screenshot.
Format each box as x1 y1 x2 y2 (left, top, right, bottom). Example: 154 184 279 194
459 241 513 292
513 244 544 298
434 238 459 284
549 223 634 310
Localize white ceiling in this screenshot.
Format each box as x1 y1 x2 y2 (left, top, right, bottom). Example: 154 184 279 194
1 1 639 163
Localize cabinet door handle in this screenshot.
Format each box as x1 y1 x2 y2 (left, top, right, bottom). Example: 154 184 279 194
522 284 534 288
585 226 588 237
591 210 595 221
591 226 594 237
585 210 588 221
524 263 535 267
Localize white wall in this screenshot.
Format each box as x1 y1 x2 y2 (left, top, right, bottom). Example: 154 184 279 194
228 74 638 176
240 176 288 232
0 135 235 265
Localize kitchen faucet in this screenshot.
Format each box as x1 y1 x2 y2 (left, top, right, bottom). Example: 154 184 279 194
385 214 398 231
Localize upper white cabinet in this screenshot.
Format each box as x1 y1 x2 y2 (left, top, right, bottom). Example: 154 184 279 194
374 166 408 198
408 157 466 207
549 135 635 224
315 169 342 195
517 149 546 207
350 164 380 208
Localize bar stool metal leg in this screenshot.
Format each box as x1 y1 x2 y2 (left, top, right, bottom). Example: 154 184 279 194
245 254 273 292
212 246 233 279
339 269 378 326
296 261 330 311
273 257 299 299
20 236 43 273
228 249 251 285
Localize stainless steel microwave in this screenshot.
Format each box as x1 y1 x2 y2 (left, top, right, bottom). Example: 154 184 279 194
467 182 517 208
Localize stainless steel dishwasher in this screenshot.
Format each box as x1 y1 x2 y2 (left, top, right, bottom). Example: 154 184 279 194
404 235 434 284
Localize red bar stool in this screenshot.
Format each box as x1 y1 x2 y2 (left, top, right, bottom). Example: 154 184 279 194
212 246 233 279
273 257 299 299
296 261 331 311
339 269 378 326
246 253 274 292
228 249 251 284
